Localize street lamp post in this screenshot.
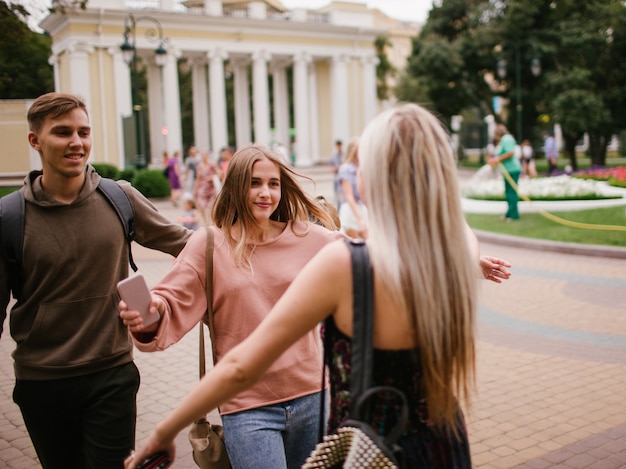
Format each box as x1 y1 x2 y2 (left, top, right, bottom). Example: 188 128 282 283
120 14 167 169
497 45 541 142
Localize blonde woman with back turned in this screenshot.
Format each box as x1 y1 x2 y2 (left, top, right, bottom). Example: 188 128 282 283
124 104 484 468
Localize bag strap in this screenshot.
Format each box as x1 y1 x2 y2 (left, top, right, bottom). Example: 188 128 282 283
345 239 409 458
199 226 216 380
346 238 374 416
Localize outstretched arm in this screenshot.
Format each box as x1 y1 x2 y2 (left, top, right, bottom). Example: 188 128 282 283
480 256 512 283
124 240 349 468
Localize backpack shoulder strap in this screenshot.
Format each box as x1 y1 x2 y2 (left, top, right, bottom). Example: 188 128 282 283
96 178 138 271
0 191 25 299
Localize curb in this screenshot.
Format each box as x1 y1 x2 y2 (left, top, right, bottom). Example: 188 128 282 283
473 229 626 259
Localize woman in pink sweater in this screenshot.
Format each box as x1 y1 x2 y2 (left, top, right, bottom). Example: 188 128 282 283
122 145 342 469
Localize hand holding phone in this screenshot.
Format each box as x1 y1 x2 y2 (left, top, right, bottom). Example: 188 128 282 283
117 274 160 328
136 451 171 469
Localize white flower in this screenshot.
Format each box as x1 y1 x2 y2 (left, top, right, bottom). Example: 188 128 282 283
463 174 613 200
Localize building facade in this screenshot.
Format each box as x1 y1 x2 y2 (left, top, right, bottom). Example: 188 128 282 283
1 0 420 174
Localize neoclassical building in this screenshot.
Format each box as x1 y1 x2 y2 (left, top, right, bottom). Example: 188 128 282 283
3 0 417 172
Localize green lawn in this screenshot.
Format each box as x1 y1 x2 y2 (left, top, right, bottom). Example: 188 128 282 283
459 155 626 173
0 187 20 197
465 206 626 248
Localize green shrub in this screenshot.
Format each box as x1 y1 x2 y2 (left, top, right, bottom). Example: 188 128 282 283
132 169 171 198
119 167 137 183
91 163 120 180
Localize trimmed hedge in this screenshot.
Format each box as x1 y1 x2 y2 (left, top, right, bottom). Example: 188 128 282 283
91 163 119 180
132 169 171 198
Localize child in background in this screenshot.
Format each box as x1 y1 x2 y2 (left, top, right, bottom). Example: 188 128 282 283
177 197 199 230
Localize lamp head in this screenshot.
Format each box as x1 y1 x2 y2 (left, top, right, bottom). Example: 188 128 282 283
154 43 167 67
120 34 135 64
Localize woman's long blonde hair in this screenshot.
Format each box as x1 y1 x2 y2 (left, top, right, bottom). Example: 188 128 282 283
212 144 336 267
359 103 478 429
343 136 360 165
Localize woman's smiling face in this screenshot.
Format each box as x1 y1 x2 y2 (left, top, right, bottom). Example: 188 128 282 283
247 157 281 224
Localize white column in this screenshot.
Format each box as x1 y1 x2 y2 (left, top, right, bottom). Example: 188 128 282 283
67 43 93 107
159 0 176 10
331 54 350 145
361 55 379 126
252 50 271 147
208 48 229 154
147 63 165 166
48 54 61 92
293 52 312 167
162 50 183 155
192 60 211 152
308 60 320 164
205 0 223 15
271 60 290 151
109 47 132 168
248 2 267 19
232 58 251 149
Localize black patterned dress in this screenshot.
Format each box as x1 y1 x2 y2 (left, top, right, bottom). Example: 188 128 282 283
322 316 472 469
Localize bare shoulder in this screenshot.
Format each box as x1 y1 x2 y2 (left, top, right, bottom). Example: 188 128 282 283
310 239 352 273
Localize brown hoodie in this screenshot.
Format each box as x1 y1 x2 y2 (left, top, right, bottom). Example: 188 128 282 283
0 165 191 380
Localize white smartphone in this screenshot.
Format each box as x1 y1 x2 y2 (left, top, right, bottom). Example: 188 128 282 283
117 274 160 327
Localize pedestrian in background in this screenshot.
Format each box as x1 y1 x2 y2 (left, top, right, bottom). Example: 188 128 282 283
177 196 199 230
544 131 558 174
489 124 521 221
328 139 344 207
167 150 183 207
521 139 537 178
183 145 200 194
337 136 368 239
192 150 221 226
0 92 191 469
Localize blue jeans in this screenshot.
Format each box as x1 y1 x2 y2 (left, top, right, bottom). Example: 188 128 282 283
221 390 326 469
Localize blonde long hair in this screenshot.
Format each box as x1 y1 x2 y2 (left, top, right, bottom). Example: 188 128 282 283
212 144 336 267
359 103 478 429
343 136 360 165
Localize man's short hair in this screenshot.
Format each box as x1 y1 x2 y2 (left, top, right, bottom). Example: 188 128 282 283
335 140 342 146
27 92 88 133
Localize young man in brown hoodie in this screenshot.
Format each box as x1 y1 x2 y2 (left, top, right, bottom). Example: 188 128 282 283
0 92 192 468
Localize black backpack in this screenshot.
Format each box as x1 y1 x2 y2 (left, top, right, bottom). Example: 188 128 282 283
0 178 137 300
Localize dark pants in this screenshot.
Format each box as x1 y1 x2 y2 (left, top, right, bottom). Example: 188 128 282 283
13 362 140 469
504 170 521 220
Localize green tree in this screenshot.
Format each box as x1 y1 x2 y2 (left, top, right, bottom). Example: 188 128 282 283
400 0 626 168
0 1 53 98
396 0 499 128
374 35 395 100
542 0 624 166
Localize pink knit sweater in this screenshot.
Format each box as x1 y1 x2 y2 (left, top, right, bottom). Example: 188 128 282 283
134 221 343 414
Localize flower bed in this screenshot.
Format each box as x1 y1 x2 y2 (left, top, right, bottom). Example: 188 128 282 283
573 166 626 189
463 174 623 201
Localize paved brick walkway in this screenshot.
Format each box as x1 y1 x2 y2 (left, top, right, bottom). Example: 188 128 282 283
1 167 625 468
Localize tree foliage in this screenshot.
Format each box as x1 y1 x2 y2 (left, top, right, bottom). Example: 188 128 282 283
374 35 395 101
49 0 87 14
0 1 53 98
398 0 626 166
